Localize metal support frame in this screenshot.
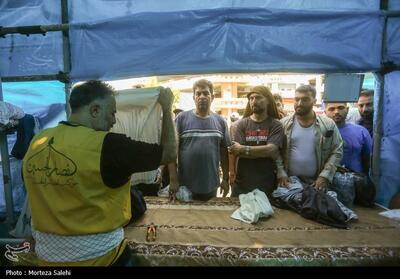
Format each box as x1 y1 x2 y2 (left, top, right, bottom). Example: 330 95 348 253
0 24 68 37
62 0 72 118
2 72 69 83
0 0 72 234
0 78 15 230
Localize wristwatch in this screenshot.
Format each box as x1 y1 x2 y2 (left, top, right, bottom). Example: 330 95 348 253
245 145 250 155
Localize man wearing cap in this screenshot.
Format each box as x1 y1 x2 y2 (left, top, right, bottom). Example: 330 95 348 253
228 86 284 197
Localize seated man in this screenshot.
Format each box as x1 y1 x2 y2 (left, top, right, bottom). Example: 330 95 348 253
22 81 177 266
277 85 343 190
325 102 372 174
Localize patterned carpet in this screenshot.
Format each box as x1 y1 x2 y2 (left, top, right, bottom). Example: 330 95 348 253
125 197 400 266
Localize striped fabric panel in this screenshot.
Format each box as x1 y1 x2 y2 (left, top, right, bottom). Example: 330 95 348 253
180 129 223 139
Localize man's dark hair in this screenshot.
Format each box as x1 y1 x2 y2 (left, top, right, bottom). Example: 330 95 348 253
273 93 283 103
193 79 213 95
295 84 316 99
360 89 374 98
243 86 280 119
173 108 183 114
69 80 116 113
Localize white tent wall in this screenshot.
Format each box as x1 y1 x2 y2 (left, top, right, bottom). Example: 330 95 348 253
0 0 399 210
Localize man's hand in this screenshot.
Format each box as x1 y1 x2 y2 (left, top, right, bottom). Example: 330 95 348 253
277 176 289 188
227 141 244 156
158 88 174 111
311 176 329 191
168 180 179 202
219 179 230 197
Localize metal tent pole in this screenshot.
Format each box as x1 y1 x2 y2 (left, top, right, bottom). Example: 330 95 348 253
0 78 15 230
61 0 72 119
0 0 73 233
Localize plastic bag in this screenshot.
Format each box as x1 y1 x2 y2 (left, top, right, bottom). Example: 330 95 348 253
9 196 32 238
175 186 192 202
231 189 274 224
352 173 376 207
330 172 355 208
379 209 400 221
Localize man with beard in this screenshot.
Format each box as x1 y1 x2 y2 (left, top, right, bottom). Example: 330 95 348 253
357 90 374 138
324 102 372 174
228 86 284 197
170 79 230 201
277 85 343 191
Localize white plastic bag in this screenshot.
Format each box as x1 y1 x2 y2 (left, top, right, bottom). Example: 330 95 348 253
231 189 274 224
175 186 193 202
379 209 400 221
9 196 32 238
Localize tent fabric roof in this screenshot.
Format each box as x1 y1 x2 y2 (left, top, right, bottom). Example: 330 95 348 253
0 0 399 81
69 9 384 82
0 0 382 26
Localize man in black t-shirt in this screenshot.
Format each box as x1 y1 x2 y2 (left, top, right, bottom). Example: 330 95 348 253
228 86 284 197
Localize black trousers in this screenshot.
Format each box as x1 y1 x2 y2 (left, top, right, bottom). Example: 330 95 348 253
192 189 217 201
134 183 160 196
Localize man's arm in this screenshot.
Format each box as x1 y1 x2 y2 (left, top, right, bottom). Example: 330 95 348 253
229 120 283 160
228 153 237 187
219 146 230 197
229 142 279 159
101 134 163 188
276 153 289 187
168 162 179 201
158 88 178 165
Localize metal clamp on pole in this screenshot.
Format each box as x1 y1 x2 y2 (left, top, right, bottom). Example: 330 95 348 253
380 62 400 75
56 71 70 84
0 24 69 38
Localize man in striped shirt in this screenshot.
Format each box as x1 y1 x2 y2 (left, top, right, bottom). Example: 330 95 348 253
170 79 231 201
